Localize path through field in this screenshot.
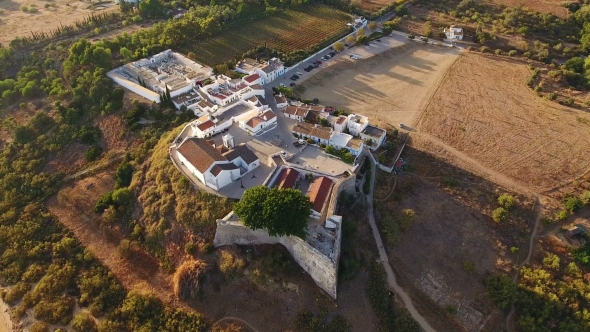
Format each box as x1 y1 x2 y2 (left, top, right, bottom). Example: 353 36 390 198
365 151 436 332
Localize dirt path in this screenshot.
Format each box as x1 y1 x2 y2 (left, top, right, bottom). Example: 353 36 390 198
365 151 437 332
0 299 13 332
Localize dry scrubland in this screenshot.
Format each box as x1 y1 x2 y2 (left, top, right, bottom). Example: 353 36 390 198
484 0 569 17
0 0 117 45
300 43 460 129
375 147 536 331
419 52 590 192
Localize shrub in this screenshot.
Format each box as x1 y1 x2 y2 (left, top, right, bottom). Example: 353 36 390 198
466 46 473 51
399 209 415 231
555 210 569 221
29 322 49 332
33 296 75 325
20 5 28 12
72 312 97 332
508 50 518 56
523 51 532 58
545 93 557 101
534 85 542 92
408 33 415 39
219 251 244 276
480 46 490 53
85 146 103 162
498 194 516 209
486 275 516 309
28 7 38 13
492 207 508 222
306 138 314 144
510 247 519 254
581 191 590 205
200 243 214 254
543 253 560 270
173 260 207 300
117 239 132 258
185 242 198 255
495 49 502 55
319 143 326 149
563 195 583 213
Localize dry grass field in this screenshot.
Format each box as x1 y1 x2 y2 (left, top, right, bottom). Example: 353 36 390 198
418 52 590 192
0 0 118 45
300 43 460 129
484 0 570 17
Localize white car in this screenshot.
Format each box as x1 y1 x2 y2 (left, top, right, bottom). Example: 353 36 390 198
279 83 285 87
280 151 288 157
297 72 303 76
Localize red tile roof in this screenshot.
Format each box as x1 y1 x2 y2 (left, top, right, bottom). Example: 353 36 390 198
177 138 227 173
197 120 215 131
276 168 300 189
261 110 276 120
307 176 332 213
244 73 260 83
337 116 347 125
245 116 265 129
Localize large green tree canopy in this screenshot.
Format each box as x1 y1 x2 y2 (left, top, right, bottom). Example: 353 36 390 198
233 186 312 238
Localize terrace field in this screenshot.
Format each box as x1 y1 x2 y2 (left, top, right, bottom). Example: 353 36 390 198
185 6 352 66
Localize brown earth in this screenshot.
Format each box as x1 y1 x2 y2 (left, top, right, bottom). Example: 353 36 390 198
47 169 379 331
375 146 536 331
417 52 590 193
300 43 461 129
0 0 119 46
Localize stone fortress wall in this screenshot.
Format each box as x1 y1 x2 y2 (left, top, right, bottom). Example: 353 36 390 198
213 175 357 299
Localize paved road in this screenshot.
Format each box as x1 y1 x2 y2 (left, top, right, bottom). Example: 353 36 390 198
364 151 436 332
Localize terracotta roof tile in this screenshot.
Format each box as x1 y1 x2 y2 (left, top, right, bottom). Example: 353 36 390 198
243 73 260 83
177 138 227 173
197 120 215 131
307 176 332 213
276 168 300 189
222 144 259 165
210 163 238 176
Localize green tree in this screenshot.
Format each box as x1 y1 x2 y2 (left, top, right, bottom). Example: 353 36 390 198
367 21 377 30
85 146 103 162
486 275 516 309
564 57 585 73
333 41 345 52
115 162 134 188
72 312 97 332
356 35 369 44
112 188 132 207
345 35 355 44
234 186 312 238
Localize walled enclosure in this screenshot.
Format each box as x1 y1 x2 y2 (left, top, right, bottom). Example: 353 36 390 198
214 176 357 299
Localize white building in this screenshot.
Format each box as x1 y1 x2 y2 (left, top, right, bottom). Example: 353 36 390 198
235 58 285 84
175 135 259 191
274 94 288 110
333 116 348 133
329 131 364 156
107 50 212 103
346 114 369 136
359 125 386 150
292 122 332 145
444 25 463 41
239 110 277 135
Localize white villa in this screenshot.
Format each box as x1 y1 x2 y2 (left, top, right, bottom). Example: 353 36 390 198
239 109 277 135
107 50 212 103
444 25 463 41
235 58 285 85
175 134 260 191
292 122 364 156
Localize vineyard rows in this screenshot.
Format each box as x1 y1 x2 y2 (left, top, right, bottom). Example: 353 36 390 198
189 6 352 65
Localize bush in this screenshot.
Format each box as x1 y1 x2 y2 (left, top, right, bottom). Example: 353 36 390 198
28 7 38 13
185 242 198 255
581 191 590 205
408 33 415 39
555 210 569 221
117 239 132 258
306 138 314 144
498 194 516 209
173 260 207 300
319 143 326 149
486 275 516 309
20 5 28 12
563 195 583 213
219 251 244 276
492 207 508 222
72 312 97 332
523 51 532 58
495 49 502 55
480 46 490 53
508 50 518 56
29 322 49 332
85 146 103 162
545 93 557 100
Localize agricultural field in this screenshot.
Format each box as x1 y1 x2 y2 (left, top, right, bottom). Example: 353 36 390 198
0 0 118 46
185 6 352 66
418 52 590 192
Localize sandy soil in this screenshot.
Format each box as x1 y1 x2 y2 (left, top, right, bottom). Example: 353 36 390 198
0 299 13 332
0 0 118 46
418 52 590 192
300 43 460 129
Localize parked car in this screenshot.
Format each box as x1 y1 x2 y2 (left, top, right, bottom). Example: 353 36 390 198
280 151 288 157
297 72 303 76
376 39 382 42
313 98 319 103
329 51 336 56
314 60 322 64
280 83 285 87
290 76 297 81
290 82 296 87
372 40 377 44
365 43 370 46
313 63 319 68
304 67 311 72
322 55 330 60
306 65 314 71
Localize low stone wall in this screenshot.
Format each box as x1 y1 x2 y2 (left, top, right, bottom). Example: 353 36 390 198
214 217 339 298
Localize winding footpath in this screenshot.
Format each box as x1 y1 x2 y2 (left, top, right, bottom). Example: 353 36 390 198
364 151 437 332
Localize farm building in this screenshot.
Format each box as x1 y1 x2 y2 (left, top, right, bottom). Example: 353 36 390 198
175 135 259 191
444 25 463 40
107 50 212 103
235 58 285 84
